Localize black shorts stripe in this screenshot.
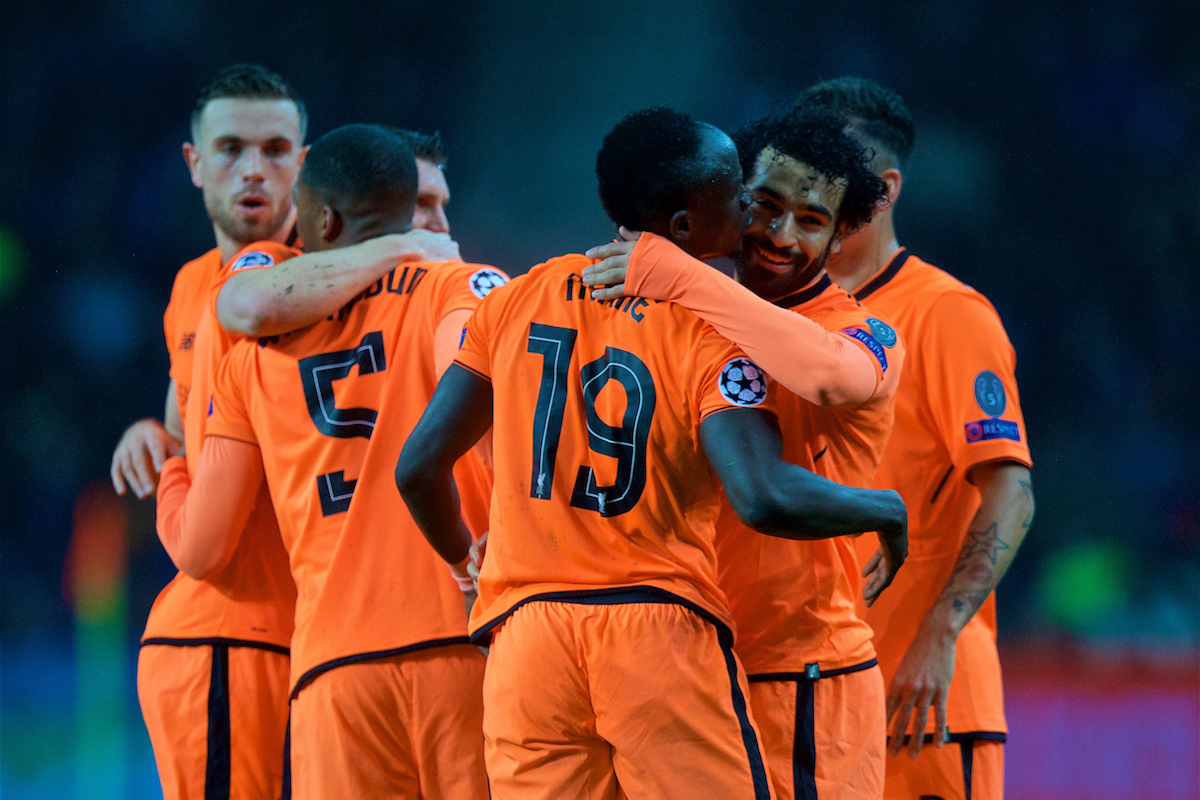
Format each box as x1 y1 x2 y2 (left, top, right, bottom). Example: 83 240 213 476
289 637 473 699
793 679 818 800
961 739 975 800
140 637 290 656
280 709 292 800
205 644 231 800
718 638 773 800
747 657 878 682
470 585 734 645
892 730 1007 745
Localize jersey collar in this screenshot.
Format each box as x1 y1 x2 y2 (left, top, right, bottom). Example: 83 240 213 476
853 247 908 301
773 272 832 310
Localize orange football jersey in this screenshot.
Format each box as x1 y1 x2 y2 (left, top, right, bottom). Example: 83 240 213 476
206 249 509 692
851 249 1032 735
454 254 778 641
716 273 903 674
161 248 222 434
141 246 295 648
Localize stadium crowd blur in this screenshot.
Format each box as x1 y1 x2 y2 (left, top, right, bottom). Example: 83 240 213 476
2 2 1196 798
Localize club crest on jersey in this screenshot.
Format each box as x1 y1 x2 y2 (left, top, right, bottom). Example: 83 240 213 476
719 358 767 407
973 370 1007 417
230 251 274 272
866 317 897 348
469 268 508 299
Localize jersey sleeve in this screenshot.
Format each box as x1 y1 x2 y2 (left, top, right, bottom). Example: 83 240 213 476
209 241 300 319
824 308 906 403
204 342 258 447
452 280 508 382
923 291 1032 473
433 262 511 319
625 233 880 406
690 325 778 422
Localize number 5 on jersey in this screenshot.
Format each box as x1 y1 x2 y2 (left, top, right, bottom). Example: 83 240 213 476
298 330 386 515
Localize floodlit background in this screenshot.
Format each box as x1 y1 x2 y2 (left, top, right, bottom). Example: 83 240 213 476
2 2 1197 799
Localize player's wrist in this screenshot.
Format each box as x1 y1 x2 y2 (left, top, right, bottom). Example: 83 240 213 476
922 606 962 640
448 557 475 594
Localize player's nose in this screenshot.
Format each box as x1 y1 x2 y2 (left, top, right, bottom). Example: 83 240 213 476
238 147 266 180
766 215 799 248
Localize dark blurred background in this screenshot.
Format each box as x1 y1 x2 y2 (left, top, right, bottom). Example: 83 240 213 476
2 2 1197 798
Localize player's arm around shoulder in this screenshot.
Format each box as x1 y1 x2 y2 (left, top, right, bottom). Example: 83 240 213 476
830 308 906 404
216 230 461 337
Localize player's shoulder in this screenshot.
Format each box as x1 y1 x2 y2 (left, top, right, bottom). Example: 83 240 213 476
224 241 301 275
417 259 510 299
890 257 1010 360
490 253 591 307
896 255 985 305
170 248 223 297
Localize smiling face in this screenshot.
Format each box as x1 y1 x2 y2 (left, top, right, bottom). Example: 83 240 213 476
734 147 847 298
186 98 304 247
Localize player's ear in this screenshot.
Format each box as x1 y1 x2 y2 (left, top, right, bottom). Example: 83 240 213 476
668 210 692 244
297 145 310 169
183 142 203 189
880 168 902 207
320 205 342 243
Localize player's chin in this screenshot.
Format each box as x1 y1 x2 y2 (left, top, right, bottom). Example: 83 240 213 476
230 216 279 242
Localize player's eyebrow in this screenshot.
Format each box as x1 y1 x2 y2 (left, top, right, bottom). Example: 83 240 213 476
756 185 833 220
795 201 833 220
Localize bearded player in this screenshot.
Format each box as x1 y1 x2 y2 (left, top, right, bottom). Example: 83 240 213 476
398 107 907 799
799 77 1034 800
116 64 463 800
584 106 907 799
156 124 507 798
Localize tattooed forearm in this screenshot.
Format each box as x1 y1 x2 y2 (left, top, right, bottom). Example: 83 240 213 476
926 464 1035 634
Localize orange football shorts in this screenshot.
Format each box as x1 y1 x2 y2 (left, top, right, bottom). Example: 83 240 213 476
748 663 885 800
883 737 1002 800
137 640 290 800
288 644 487 800
482 595 773 800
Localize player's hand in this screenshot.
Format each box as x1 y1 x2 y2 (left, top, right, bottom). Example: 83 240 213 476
885 621 954 758
583 227 640 301
468 532 488 590
862 520 908 606
110 418 181 499
861 535 907 607
388 229 462 263
462 588 478 619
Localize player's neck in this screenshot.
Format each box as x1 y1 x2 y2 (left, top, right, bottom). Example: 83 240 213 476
826 211 901 295
213 206 298 263
339 216 411 248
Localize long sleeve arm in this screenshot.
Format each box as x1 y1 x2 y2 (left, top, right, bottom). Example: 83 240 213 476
155 437 265 579
626 234 880 406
